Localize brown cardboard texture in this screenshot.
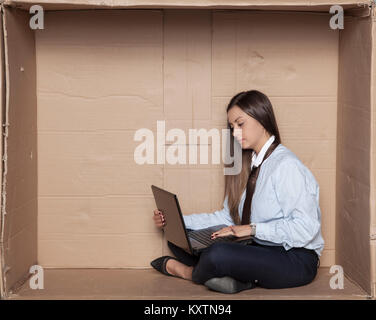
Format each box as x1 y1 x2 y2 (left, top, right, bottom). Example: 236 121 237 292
0 5 4 299
1 0 372 12
336 13 374 298
0 1 375 299
0 5 38 298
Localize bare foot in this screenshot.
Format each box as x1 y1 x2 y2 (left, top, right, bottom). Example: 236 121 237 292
166 259 193 280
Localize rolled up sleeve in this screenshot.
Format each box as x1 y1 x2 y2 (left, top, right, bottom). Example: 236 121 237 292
183 196 234 230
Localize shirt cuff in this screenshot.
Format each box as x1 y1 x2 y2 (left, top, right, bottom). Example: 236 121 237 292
183 214 191 229
254 222 273 242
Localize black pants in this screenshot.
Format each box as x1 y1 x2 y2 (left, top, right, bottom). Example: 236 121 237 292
168 240 320 289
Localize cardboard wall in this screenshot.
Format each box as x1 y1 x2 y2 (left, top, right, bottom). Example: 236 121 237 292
336 14 373 296
0 7 38 295
0 8 5 298
371 9 376 299
35 9 338 268
0 2 375 298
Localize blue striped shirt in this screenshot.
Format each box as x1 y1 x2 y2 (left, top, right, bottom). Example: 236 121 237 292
183 137 325 257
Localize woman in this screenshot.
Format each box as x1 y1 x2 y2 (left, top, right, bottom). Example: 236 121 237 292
151 90 325 294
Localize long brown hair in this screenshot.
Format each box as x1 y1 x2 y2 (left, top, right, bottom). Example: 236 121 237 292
224 90 281 225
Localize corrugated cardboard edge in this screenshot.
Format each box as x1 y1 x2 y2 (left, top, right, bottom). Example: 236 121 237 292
0 0 373 13
0 4 38 299
0 4 4 301
371 2 376 301
0 3 8 300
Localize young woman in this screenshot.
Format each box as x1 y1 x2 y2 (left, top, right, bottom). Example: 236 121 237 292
151 90 325 294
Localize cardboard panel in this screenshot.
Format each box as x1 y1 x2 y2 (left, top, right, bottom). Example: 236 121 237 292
36 9 339 269
38 196 158 235
4 267 370 300
38 95 164 132
38 233 163 268
38 131 164 195
36 10 166 267
36 10 163 106
212 11 338 97
0 7 5 299
272 98 337 141
1 6 38 296
371 9 376 299
336 15 372 295
164 10 211 121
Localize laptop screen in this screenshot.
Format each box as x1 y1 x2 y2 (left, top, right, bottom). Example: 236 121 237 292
151 185 192 254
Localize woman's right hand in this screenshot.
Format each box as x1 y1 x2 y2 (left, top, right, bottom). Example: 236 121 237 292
153 209 166 229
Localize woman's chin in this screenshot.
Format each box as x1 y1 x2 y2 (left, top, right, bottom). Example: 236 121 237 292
240 140 251 149
235 139 250 149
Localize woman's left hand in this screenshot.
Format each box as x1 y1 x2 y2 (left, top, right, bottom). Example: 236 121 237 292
211 225 251 239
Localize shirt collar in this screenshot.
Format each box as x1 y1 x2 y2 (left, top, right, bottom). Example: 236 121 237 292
251 135 275 169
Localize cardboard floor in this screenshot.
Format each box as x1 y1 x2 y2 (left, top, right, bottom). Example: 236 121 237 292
6 267 369 300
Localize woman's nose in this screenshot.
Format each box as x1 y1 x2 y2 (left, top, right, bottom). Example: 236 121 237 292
233 128 242 139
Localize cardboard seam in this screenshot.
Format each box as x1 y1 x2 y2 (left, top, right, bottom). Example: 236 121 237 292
343 263 372 297
0 3 9 299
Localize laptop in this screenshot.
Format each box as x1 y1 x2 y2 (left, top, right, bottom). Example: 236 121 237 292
151 185 253 256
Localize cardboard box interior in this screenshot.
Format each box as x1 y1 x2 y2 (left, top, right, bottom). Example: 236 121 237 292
0 0 375 299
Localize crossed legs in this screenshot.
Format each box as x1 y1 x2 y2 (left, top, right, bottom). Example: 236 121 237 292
167 241 318 289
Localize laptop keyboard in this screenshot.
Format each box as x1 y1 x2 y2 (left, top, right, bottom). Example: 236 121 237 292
188 228 235 247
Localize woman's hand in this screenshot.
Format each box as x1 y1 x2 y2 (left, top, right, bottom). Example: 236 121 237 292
153 209 166 229
211 225 251 239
